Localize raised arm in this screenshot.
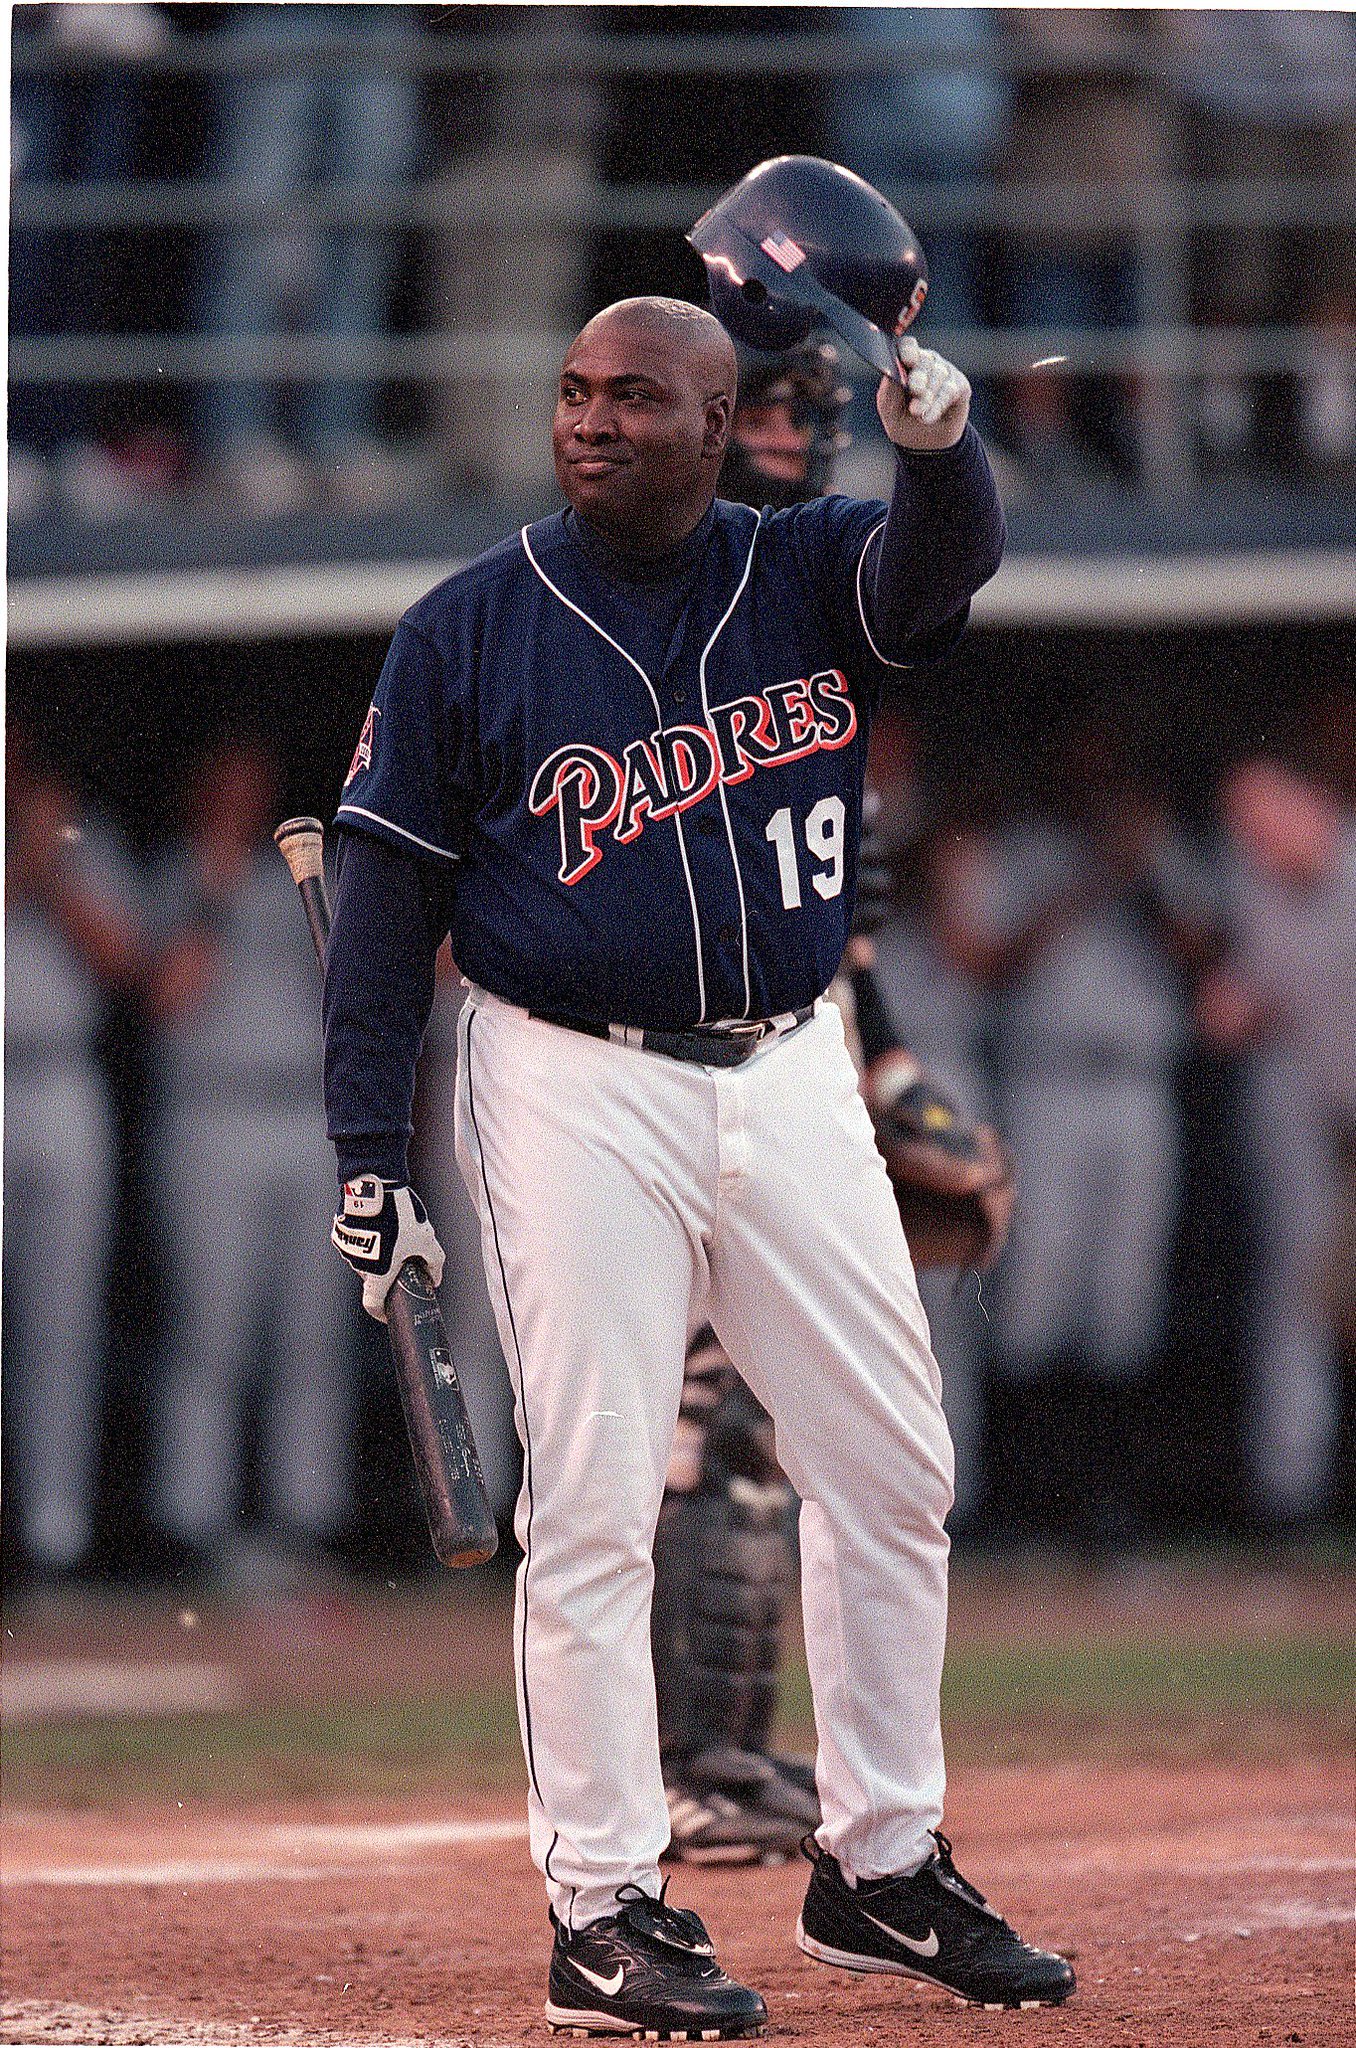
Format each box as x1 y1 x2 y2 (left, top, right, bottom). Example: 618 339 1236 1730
6 765 145 992
863 340 1006 659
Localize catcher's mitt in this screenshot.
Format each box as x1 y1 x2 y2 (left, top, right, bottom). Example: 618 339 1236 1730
863 1049 1015 1273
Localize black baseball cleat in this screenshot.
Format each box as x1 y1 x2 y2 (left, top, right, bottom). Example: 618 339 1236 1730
796 1829 1076 2010
546 1883 767 2039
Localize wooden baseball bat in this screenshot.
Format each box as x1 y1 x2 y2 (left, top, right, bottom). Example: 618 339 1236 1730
274 815 498 1568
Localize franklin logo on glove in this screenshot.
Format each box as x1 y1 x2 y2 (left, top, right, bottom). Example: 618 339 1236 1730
332 1177 446 1322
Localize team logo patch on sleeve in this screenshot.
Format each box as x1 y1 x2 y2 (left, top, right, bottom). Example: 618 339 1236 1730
344 703 381 787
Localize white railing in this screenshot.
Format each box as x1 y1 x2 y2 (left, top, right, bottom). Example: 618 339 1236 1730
10 22 1355 496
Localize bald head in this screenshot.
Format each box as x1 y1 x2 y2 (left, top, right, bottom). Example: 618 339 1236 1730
577 297 738 403
554 298 738 554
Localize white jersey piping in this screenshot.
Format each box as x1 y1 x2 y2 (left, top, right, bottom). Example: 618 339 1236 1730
856 520 915 670
696 513 762 1018
520 524 708 1019
334 802 461 863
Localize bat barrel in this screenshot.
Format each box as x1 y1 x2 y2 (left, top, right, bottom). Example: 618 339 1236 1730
388 1261 500 1566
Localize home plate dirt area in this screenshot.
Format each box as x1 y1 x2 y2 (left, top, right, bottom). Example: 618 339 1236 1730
2 1557 1352 2047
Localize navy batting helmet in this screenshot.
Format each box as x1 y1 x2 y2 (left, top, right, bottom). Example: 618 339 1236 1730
688 155 928 384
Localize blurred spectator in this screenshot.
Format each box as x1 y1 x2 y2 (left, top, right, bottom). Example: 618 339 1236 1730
144 740 356 1589
1196 752 1356 1534
1165 10 1356 476
9 2 180 523
938 732 1195 1553
869 806 1007 1535
3 726 145 1584
996 10 1166 483
829 5 1010 456
410 966 521 1529
1297 290 1356 483
195 5 421 515
422 13 601 498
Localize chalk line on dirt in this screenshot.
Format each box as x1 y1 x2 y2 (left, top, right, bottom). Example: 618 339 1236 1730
1 1661 242 1723
272 1817 531 1853
3 1810 1350 1900
1 1815 531 1888
2 2001 517 2048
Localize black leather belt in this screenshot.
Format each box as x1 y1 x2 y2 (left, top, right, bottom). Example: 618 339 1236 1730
530 1005 815 1068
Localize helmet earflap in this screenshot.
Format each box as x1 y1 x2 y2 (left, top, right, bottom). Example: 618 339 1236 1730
707 268 817 355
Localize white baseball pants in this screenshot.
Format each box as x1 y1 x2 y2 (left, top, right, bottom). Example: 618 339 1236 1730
455 986 954 1929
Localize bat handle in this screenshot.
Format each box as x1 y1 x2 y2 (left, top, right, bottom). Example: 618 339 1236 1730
274 816 331 965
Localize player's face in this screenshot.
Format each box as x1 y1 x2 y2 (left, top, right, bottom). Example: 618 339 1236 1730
554 318 732 552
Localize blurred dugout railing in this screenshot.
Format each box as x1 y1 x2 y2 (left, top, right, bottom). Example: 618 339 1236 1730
9 21 1356 643
12 25 1355 469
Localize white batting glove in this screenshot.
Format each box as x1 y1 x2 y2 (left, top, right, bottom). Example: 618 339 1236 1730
332 1177 446 1323
877 337 971 450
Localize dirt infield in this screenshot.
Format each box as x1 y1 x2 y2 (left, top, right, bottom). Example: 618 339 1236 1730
3 1556 1353 2047
4 1757 1350 2047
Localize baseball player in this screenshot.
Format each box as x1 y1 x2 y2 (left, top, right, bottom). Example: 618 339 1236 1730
145 740 357 1587
323 158 1074 2035
937 733 1194 1552
1199 753 1356 1533
4 724 143 1585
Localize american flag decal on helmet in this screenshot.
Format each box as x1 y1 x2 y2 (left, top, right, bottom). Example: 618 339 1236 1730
760 231 807 274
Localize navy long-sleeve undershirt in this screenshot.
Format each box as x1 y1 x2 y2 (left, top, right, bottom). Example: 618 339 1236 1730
324 830 454 1183
871 426 1004 652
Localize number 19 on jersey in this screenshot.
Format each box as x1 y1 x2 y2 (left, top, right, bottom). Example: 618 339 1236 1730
766 797 846 909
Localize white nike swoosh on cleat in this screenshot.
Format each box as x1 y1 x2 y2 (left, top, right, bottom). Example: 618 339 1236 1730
857 1909 940 1959
572 1960 625 1996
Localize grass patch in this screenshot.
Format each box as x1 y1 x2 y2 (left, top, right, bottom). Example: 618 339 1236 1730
2 1682 522 1808
946 1633 1353 1716
773 1633 1355 1764
5 1630 1349 1809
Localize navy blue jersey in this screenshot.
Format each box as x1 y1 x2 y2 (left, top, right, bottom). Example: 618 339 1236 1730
326 428 1003 1177
341 486 965 1027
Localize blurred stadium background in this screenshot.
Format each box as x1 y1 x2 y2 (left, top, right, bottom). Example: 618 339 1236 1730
5 4 1355 1604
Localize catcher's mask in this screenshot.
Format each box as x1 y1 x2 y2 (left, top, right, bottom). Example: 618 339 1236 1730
689 155 928 385
720 338 853 510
